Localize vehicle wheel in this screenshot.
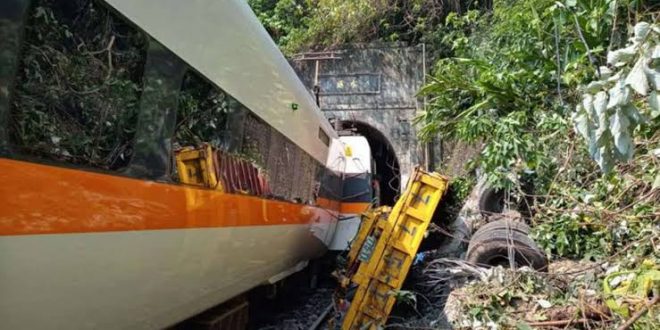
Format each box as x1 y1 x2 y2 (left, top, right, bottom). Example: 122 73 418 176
470 218 530 243
478 187 505 216
467 220 547 271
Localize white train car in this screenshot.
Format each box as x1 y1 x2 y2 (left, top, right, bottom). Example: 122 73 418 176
328 136 373 250
0 0 370 328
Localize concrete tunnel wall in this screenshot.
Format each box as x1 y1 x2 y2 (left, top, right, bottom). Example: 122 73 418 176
290 43 433 191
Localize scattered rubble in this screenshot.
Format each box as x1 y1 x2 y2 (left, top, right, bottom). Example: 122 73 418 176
384 256 659 329
379 176 658 329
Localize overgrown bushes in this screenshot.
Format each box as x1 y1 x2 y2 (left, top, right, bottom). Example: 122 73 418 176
249 0 485 55
251 0 659 262
411 0 658 265
254 0 659 326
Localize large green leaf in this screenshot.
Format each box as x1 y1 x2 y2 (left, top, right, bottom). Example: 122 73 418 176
649 90 660 118
599 66 613 79
609 108 633 160
633 22 651 43
594 91 608 115
644 67 660 90
653 45 660 59
573 111 591 140
607 78 630 109
595 92 610 145
594 146 613 173
622 103 643 125
582 93 595 117
607 45 637 67
626 56 650 96
585 81 605 93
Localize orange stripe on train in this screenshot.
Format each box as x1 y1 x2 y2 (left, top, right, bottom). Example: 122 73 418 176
0 158 338 236
340 202 371 214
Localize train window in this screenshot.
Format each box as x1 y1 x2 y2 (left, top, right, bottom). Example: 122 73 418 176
318 127 330 146
8 0 147 171
0 0 31 154
126 39 185 180
174 70 246 152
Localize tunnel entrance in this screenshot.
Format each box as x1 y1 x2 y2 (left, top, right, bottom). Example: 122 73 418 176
339 121 400 206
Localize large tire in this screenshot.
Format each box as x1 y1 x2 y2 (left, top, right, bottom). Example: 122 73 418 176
467 220 547 271
470 218 530 243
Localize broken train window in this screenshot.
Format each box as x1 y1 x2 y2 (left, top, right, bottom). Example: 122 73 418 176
8 0 147 171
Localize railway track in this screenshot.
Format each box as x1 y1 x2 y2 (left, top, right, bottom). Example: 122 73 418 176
308 302 335 330
253 287 335 330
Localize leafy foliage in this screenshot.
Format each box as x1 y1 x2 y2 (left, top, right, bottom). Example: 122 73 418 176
418 1 660 263
248 0 310 54
253 1 660 328
253 1 659 265
176 72 233 148
531 132 659 260
10 0 146 169
573 22 660 172
249 0 482 55
434 175 476 223
416 0 630 187
413 1 659 271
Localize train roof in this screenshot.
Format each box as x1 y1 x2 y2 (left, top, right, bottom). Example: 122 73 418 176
104 0 337 163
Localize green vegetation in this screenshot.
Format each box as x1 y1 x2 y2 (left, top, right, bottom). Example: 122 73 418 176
252 0 659 327
11 0 146 170
176 72 233 148
252 0 658 259
411 0 658 268
248 0 482 55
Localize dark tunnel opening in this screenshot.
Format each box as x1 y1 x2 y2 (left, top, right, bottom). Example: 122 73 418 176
339 121 400 206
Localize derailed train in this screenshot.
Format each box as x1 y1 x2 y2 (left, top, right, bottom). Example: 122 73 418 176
0 0 374 328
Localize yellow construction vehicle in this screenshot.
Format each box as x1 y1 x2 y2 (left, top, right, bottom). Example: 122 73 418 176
335 167 449 330
175 144 222 189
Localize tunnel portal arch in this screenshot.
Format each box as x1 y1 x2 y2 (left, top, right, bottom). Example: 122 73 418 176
291 43 432 198
340 120 400 206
